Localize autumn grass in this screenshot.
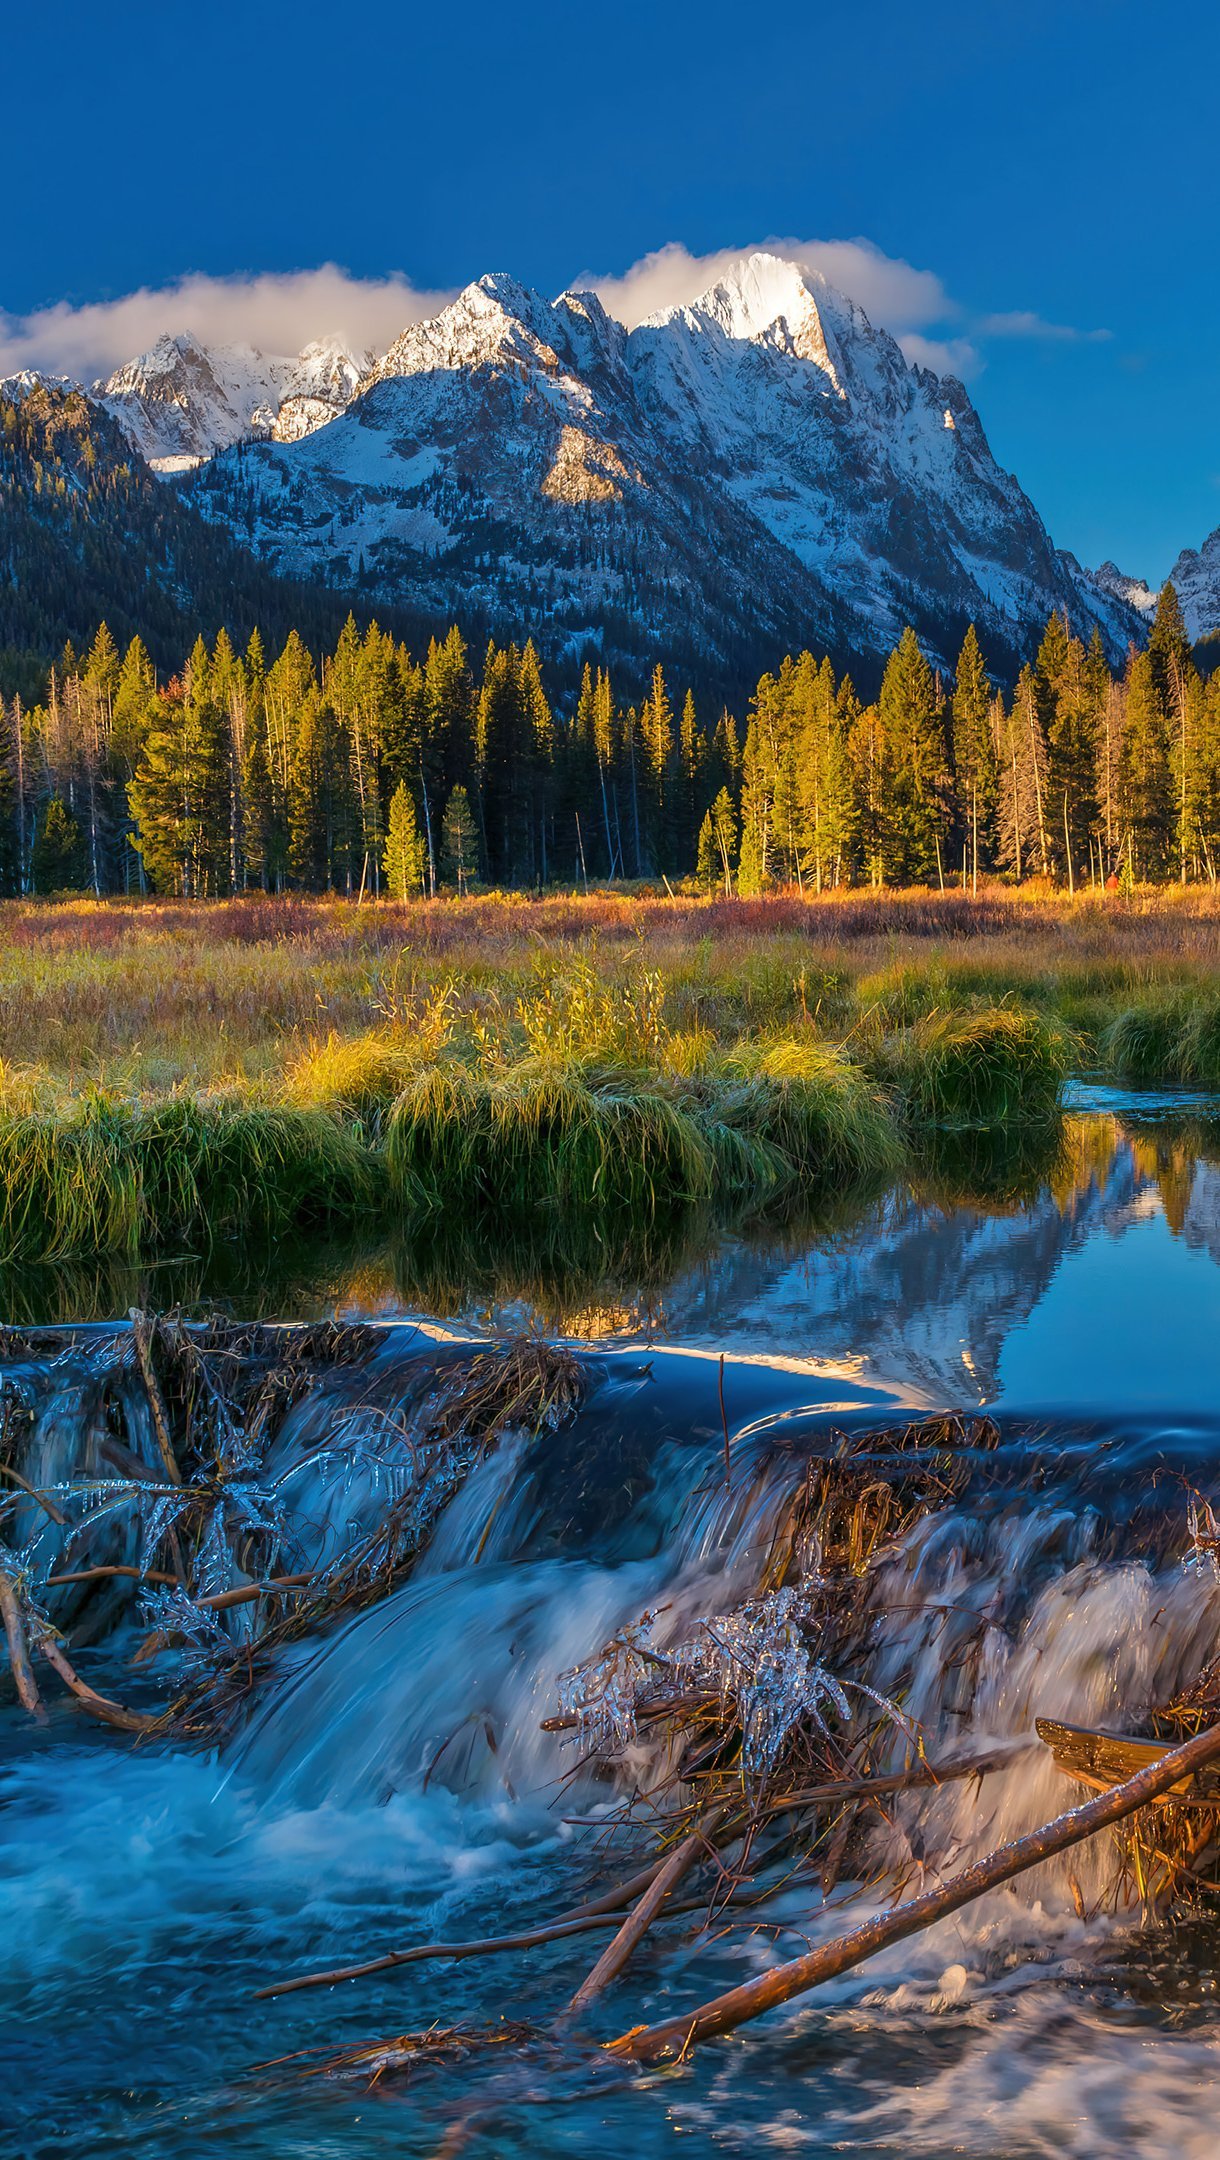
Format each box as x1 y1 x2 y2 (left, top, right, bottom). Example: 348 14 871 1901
383 1043 900 1224
0 884 1213 1264
879 1008 1072 1130
1101 992 1220 1086
0 885 1218 1092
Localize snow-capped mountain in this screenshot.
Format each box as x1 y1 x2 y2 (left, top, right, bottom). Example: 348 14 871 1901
177 255 1139 680
272 337 375 443
95 332 368 472
57 254 1145 682
1164 529 1220 643
0 369 76 403
1087 559 1159 617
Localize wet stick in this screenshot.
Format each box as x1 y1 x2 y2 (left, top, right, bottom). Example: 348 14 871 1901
0 1570 46 1722
253 1912 628 2000
565 1809 725 2019
607 1714 1220 2064
128 1310 182 1486
35 1629 157 1734
47 1564 181 1589
719 1354 730 1486
255 1860 755 2002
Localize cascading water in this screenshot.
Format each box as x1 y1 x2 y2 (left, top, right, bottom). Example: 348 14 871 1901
6 1104 1220 2159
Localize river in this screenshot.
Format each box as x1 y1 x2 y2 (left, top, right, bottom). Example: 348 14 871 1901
5 1092 1220 2158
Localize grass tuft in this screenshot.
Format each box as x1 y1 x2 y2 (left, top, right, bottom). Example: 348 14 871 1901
885 1008 1070 1129
0 1095 373 1263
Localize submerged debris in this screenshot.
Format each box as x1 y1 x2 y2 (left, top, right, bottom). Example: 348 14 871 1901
0 1317 585 1737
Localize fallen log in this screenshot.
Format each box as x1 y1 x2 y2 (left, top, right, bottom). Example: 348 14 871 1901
608 1713 1220 2063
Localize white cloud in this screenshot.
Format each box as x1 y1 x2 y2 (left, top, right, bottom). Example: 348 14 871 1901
580 240 1112 383
978 308 1111 344
0 265 455 385
0 246 1113 393
898 332 981 377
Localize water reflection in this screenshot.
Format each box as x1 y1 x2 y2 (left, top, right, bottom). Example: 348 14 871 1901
3 1105 1220 1418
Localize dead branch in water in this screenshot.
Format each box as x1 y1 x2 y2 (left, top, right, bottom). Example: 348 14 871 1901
0 1567 45 1721
47 1564 181 1589
32 1625 158 1734
565 1810 725 2019
607 1714 1220 2063
253 1911 628 2000
128 1311 182 1486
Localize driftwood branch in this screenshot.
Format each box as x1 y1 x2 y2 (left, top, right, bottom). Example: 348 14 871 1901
608 1714 1220 2063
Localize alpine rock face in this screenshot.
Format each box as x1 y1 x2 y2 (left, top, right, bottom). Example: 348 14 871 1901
1085 560 1159 618
1163 529 1220 643
77 255 1146 682
96 332 370 472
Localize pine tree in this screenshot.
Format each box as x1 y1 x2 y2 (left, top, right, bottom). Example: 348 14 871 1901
1039 620 1099 890
709 787 737 895
696 810 718 894
31 797 86 892
877 628 948 884
383 781 426 901
127 640 228 895
951 625 998 887
1120 650 1174 881
441 785 478 893
1149 581 1193 717
639 663 675 870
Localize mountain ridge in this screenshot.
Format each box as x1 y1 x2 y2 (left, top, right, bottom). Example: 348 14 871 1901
177 253 1144 685
5 253 1165 688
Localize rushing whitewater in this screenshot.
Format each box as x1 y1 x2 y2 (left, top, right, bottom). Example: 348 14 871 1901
7 1105 1220 2156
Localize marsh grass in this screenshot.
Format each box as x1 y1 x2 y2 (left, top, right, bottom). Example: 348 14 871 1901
0 1095 372 1263
0 884 1214 1264
1102 992 1220 1086
883 1009 1072 1130
386 1060 718 1219
284 1031 424 1134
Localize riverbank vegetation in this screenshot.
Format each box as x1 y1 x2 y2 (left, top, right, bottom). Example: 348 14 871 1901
0 883 1212 1265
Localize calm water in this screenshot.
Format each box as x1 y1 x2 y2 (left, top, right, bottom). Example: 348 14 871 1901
6 1096 1220 2160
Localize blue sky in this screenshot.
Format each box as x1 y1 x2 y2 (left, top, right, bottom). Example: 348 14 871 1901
3 0 1218 578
